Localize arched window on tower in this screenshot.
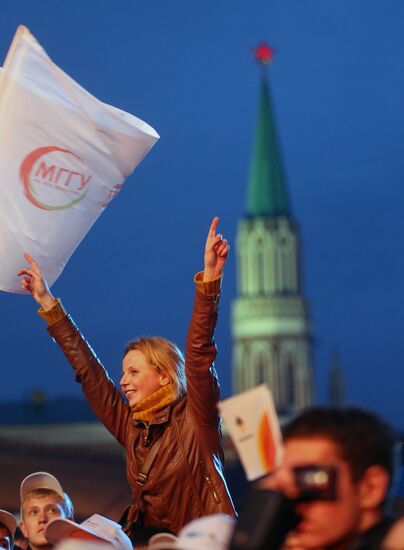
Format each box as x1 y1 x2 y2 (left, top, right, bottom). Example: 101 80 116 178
246 222 276 297
247 245 258 296
257 237 265 296
277 227 298 295
279 236 289 293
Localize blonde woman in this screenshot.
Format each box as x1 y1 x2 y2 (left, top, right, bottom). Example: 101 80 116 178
19 217 235 542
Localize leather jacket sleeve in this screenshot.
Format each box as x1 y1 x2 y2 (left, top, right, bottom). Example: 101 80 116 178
185 287 221 427
47 314 131 445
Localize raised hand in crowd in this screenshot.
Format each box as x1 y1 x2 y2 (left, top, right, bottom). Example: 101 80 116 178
203 216 229 281
18 252 57 309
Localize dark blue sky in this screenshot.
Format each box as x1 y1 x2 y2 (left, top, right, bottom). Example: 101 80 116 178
1 1 404 428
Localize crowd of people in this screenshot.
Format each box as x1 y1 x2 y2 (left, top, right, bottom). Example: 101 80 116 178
1 217 402 549
0 471 133 549
2 406 404 549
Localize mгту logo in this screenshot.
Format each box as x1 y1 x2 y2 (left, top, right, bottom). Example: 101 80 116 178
20 146 92 210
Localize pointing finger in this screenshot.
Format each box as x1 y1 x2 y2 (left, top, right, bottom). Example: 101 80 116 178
23 252 41 274
208 216 219 238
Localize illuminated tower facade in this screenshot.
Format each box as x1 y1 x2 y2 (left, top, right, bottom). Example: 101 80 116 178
231 46 313 414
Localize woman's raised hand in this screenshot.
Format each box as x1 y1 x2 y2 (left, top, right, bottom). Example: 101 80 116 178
203 216 230 282
18 253 57 310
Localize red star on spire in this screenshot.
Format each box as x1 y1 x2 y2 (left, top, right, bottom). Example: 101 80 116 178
253 42 275 65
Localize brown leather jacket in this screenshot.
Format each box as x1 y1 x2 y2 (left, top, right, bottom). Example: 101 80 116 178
46 287 236 533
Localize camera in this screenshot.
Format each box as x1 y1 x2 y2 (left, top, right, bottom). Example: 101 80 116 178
294 464 337 501
229 466 338 550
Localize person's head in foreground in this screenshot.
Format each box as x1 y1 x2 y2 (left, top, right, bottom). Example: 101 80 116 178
45 514 132 550
19 472 74 550
269 406 396 550
0 510 16 550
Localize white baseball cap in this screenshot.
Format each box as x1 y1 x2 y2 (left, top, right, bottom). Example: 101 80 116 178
148 514 236 550
0 510 16 542
20 471 64 502
45 514 132 550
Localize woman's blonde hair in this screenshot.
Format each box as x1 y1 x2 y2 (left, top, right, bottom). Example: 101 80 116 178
124 336 186 399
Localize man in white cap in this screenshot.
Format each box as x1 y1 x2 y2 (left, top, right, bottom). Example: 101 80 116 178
45 514 132 550
19 472 74 550
0 510 16 550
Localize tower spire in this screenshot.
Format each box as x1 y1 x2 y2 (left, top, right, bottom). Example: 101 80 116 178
232 43 313 415
246 44 290 218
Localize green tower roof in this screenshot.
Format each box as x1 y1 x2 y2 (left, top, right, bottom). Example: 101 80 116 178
246 74 291 217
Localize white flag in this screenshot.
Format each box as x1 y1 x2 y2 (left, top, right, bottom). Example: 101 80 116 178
0 26 159 293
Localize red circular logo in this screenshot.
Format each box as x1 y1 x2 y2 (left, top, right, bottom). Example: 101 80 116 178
20 146 92 210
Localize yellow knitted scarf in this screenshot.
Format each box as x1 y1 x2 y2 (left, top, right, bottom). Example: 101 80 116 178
131 384 177 422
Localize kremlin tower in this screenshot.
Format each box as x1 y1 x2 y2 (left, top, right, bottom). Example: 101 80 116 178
231 44 313 414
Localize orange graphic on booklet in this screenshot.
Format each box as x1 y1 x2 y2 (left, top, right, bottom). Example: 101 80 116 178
258 411 277 472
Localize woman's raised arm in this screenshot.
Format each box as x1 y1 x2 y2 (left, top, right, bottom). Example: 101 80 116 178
17 252 130 444
185 216 230 430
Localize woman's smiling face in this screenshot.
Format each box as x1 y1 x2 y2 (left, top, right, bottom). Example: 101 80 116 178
120 349 167 407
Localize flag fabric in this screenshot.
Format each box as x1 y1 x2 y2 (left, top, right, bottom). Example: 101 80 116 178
0 26 159 293
218 384 283 481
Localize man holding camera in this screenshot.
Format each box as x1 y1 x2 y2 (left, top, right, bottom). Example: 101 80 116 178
264 407 400 549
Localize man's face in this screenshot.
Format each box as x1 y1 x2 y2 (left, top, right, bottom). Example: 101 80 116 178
20 494 65 549
270 437 365 549
0 526 12 550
